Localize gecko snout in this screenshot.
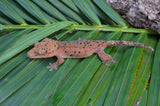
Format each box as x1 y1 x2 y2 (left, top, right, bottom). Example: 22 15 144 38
27 48 38 58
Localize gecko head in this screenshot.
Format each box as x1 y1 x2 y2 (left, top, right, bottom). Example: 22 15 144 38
27 38 59 58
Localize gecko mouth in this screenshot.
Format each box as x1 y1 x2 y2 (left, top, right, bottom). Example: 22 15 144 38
28 48 51 58
27 50 36 58
27 51 45 58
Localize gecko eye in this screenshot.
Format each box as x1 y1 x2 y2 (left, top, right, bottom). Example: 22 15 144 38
37 47 46 55
34 46 43 55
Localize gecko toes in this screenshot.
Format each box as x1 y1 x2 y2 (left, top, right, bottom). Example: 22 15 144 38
49 63 52 66
47 63 58 71
47 66 51 69
78 38 81 40
47 66 57 71
112 59 116 63
106 62 109 66
53 67 58 70
104 59 116 66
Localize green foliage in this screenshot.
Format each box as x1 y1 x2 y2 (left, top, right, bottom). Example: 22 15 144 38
0 0 159 105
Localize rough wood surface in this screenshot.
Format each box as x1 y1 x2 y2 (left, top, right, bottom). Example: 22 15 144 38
106 0 160 34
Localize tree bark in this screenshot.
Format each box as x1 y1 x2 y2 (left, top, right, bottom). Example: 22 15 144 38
106 0 160 34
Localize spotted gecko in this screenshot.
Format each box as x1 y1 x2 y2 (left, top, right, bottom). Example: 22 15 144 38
27 38 154 71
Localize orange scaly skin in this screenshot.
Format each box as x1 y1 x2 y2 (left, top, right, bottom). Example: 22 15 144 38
27 38 154 71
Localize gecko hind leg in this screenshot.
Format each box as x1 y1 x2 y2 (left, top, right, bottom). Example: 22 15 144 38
97 50 116 66
47 56 64 71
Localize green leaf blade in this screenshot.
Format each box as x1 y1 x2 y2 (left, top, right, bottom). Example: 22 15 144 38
0 1 25 24
33 0 68 21
73 0 101 25
148 40 160 106
49 0 84 24
126 36 156 105
93 0 128 27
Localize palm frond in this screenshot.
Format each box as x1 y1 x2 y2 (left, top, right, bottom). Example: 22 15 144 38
0 0 159 105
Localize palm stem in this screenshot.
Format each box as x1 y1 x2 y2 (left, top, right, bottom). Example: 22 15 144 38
2 24 157 34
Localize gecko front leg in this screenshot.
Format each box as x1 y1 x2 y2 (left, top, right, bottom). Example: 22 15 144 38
47 56 64 71
97 50 116 66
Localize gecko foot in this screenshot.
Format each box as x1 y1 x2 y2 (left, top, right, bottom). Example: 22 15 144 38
105 59 116 66
47 63 58 71
78 37 85 40
112 59 116 63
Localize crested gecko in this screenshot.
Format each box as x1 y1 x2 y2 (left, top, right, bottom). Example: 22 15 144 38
27 38 154 71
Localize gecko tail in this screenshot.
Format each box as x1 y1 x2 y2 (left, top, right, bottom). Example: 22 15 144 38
106 41 154 51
